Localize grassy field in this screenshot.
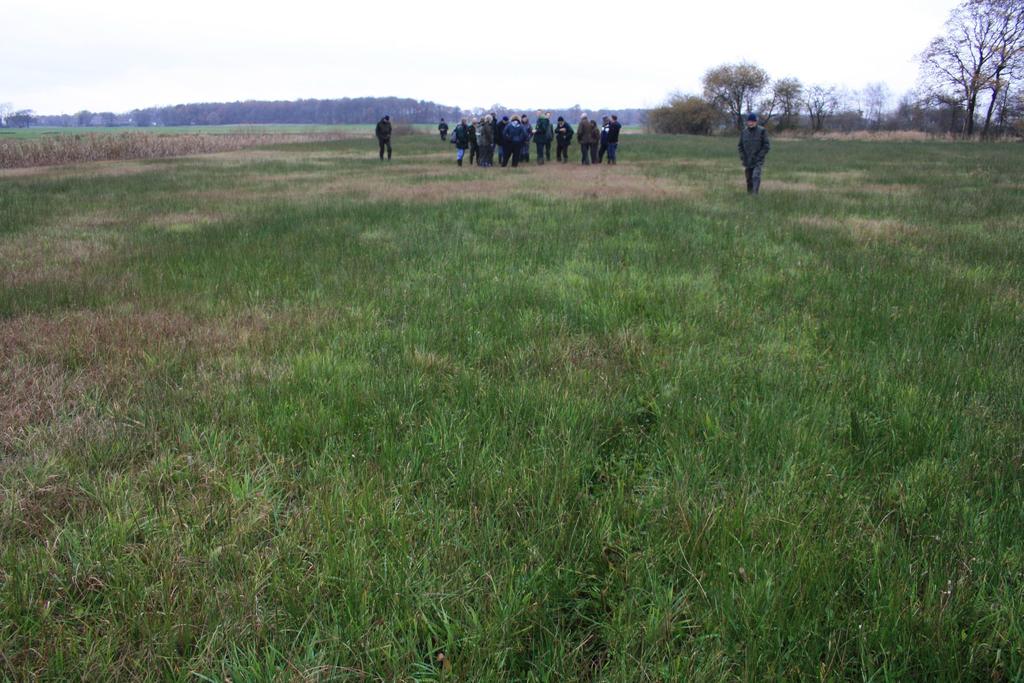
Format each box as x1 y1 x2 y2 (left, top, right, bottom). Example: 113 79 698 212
1 134 1022 681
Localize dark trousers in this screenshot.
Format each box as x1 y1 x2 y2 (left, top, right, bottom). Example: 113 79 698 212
580 143 593 164
479 144 493 166
378 138 392 160
440 130 447 141
598 142 608 162
745 165 763 194
501 145 521 167
556 142 570 162
590 143 598 164
535 142 546 164
470 145 478 165
541 141 552 161
607 143 618 164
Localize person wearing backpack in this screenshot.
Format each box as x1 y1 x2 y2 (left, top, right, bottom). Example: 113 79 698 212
534 111 552 165
554 116 574 163
738 113 771 194
452 118 471 166
438 118 449 141
375 115 392 161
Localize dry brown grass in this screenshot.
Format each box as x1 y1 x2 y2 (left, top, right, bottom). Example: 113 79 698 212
234 161 701 204
0 309 268 461
0 132 355 170
0 210 125 288
775 130 950 142
798 214 918 242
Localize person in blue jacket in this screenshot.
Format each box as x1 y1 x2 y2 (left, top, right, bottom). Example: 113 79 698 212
501 116 527 167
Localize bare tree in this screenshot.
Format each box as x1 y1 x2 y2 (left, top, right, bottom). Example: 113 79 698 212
702 62 771 130
977 0 1024 136
771 78 804 129
805 86 841 131
920 0 1024 137
862 82 892 129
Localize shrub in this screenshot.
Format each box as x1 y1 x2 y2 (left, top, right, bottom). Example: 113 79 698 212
647 95 719 135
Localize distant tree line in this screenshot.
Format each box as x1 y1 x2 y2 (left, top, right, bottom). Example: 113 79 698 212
21 97 464 129
14 97 647 130
649 0 1023 138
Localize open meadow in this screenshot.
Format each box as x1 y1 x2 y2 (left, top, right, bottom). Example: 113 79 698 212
1 133 1023 680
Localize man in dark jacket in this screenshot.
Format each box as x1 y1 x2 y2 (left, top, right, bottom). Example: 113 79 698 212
738 113 771 194
606 115 622 164
452 118 470 166
439 118 449 141
534 111 552 164
554 117 573 163
496 116 509 166
468 118 479 166
375 115 392 161
502 116 527 167
520 115 532 163
577 115 598 165
598 116 610 163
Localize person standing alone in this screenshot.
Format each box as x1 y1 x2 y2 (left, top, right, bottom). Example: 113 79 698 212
439 118 449 141
376 115 392 161
738 113 771 194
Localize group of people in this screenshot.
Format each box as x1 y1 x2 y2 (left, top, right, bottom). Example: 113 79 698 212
375 111 772 194
438 112 622 167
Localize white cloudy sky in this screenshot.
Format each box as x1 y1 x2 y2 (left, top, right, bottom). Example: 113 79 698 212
3 0 959 114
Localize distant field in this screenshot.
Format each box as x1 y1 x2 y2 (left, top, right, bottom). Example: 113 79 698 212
1 135 1022 680
0 124 410 139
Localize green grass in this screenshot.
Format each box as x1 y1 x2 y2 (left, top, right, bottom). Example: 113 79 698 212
1 134 1023 681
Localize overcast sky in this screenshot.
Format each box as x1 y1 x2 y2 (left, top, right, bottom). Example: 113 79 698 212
3 0 960 115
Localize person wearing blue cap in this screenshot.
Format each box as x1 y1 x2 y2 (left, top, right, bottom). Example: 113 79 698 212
738 113 770 194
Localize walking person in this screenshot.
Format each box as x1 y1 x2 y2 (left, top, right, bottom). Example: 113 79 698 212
439 118 449 141
375 115 392 161
534 110 552 164
738 113 771 194
468 118 479 166
501 115 526 167
554 116 573 163
606 115 621 164
577 114 597 165
452 118 471 166
598 116 610 163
